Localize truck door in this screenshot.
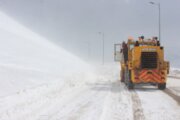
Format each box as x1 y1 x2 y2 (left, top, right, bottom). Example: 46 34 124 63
114 44 122 62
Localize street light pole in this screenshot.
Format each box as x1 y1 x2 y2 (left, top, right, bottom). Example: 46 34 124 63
149 2 161 42
158 3 161 42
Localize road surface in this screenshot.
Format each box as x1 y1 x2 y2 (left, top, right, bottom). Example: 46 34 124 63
0 66 180 120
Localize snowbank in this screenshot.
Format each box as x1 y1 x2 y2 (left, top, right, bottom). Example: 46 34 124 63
169 68 180 78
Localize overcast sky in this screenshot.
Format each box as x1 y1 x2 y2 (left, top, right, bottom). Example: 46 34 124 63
0 0 179 66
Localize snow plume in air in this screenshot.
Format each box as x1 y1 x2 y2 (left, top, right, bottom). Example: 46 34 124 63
0 11 108 120
0 10 96 96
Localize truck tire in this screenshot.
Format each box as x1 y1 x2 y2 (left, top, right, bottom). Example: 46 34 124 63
125 69 134 89
128 70 134 89
124 68 128 85
127 81 134 89
121 70 125 83
158 83 166 90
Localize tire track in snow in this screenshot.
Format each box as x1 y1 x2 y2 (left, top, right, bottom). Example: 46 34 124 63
135 85 180 120
98 81 134 120
168 76 180 79
65 101 91 120
163 88 180 105
48 88 98 120
64 89 108 120
131 91 145 120
33 80 109 120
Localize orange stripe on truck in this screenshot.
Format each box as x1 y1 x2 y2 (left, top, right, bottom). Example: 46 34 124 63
138 69 162 82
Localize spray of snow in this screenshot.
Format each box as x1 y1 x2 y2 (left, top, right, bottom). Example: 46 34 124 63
0 11 97 97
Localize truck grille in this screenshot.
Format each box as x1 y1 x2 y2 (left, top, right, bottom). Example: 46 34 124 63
141 52 157 69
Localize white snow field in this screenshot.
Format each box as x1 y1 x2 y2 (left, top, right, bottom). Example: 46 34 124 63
0 11 180 120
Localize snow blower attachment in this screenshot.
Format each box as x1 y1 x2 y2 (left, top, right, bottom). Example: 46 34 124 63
114 36 169 90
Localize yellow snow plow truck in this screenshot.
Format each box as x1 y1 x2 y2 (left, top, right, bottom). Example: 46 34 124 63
114 36 169 90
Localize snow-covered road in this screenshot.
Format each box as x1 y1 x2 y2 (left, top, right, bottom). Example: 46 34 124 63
135 84 180 120
0 65 132 120
0 65 180 120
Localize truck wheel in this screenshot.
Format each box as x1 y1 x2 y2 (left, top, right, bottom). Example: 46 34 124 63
126 70 134 89
158 83 166 90
124 69 129 85
121 79 124 83
127 81 134 89
121 70 125 83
